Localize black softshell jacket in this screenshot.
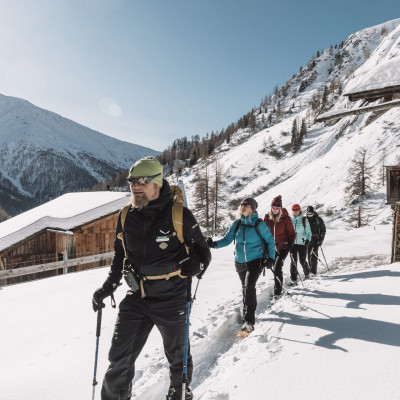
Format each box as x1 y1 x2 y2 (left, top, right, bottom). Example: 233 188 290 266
107 180 211 298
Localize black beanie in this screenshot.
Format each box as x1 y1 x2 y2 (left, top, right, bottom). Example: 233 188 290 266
307 206 314 213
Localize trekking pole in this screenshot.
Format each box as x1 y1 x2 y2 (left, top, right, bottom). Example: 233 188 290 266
311 249 329 273
181 300 191 400
92 308 102 400
269 266 289 296
192 278 201 302
320 246 331 272
289 251 304 287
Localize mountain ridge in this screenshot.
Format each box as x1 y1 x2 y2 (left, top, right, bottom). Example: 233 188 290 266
0 93 159 216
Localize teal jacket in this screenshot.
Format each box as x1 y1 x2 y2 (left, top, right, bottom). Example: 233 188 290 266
215 212 275 263
291 215 312 245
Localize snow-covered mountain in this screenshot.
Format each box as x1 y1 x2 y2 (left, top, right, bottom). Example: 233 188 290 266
177 18 400 229
0 94 159 216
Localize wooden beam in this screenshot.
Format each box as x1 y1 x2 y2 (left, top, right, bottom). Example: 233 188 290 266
0 252 114 279
316 99 400 123
345 85 400 102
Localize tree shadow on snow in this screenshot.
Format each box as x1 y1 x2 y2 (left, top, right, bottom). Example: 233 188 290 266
262 312 400 352
324 269 400 282
305 289 400 309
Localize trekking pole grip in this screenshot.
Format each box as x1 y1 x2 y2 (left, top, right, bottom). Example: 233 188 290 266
96 308 102 337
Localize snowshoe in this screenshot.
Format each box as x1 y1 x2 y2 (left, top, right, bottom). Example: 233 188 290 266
241 322 254 333
289 279 298 286
166 385 193 400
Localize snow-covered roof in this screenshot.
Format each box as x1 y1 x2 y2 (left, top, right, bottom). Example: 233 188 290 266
0 191 131 251
344 21 400 96
345 58 400 96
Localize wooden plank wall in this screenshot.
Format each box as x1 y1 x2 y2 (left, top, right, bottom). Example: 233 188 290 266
71 212 118 272
392 205 400 263
0 211 119 285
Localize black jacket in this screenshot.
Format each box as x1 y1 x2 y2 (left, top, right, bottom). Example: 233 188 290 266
307 211 326 244
107 180 211 298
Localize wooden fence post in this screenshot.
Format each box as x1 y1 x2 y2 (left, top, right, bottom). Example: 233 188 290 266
392 204 400 263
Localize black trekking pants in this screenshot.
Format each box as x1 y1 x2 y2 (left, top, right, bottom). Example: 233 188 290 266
236 258 262 325
290 244 310 280
101 292 192 400
307 244 320 274
273 249 289 295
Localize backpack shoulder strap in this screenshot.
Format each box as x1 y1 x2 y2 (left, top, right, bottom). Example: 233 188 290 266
172 202 189 254
120 202 131 233
172 202 184 244
233 219 242 244
254 218 263 239
117 202 131 270
302 217 306 229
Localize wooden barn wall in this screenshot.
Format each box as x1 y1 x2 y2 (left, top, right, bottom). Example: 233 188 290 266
0 211 118 285
73 212 118 271
0 231 74 285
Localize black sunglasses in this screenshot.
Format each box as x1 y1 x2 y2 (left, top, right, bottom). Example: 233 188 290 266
127 173 161 186
240 203 250 207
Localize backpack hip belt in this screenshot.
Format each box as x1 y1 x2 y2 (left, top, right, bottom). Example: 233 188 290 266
139 269 182 298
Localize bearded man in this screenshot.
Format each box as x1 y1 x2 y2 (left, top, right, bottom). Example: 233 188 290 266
92 156 211 400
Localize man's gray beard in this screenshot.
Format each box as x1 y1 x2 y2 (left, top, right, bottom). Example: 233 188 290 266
131 193 149 208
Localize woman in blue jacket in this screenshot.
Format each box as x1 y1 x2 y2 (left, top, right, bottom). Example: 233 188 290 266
290 204 312 283
207 198 275 333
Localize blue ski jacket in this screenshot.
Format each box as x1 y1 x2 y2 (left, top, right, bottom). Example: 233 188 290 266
291 215 312 245
215 212 275 263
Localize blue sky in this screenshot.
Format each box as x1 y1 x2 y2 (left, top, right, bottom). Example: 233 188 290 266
0 0 399 151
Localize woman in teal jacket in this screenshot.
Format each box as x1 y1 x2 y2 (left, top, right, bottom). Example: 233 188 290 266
289 203 311 283
207 198 275 333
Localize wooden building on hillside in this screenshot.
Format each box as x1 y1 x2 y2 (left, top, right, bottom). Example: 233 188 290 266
316 58 400 123
0 192 131 285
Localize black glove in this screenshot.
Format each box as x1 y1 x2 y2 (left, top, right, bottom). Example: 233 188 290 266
197 262 209 279
263 257 275 269
316 239 324 246
92 280 117 312
304 239 310 246
287 242 294 251
206 236 217 248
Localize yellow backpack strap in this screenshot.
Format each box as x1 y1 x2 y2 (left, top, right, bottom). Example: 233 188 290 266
117 203 131 266
172 202 189 254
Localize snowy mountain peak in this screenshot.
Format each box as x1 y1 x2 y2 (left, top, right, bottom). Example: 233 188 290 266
0 93 159 216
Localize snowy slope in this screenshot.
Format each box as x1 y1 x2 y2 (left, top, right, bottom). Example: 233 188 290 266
178 19 400 231
0 224 398 400
0 93 158 215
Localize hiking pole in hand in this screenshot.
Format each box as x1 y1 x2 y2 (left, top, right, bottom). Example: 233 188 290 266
320 246 331 273
289 252 304 287
92 308 102 400
311 249 329 273
181 300 191 400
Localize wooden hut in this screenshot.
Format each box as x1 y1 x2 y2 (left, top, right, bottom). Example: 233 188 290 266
0 192 131 285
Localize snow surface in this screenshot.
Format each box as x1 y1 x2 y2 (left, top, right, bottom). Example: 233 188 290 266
1 18 400 400
345 19 400 94
1 223 399 400
0 192 131 251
